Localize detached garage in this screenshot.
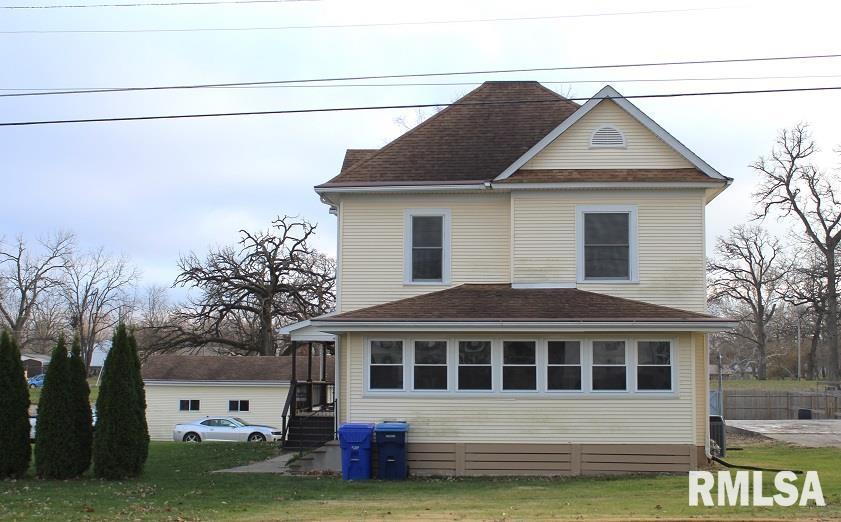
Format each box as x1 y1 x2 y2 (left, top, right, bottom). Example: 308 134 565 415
141 355 331 441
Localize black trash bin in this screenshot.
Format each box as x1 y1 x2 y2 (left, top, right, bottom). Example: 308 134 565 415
798 408 812 420
374 422 409 480
709 415 726 457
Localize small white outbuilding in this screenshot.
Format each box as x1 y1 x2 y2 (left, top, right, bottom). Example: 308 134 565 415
141 354 332 441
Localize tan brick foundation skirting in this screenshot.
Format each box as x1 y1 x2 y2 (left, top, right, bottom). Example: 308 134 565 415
407 443 707 476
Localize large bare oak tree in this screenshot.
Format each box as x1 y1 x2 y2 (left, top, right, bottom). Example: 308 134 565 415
752 124 841 378
708 225 789 379
143 216 335 356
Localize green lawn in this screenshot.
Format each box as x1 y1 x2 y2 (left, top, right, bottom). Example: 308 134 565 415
1 440 838 520
715 379 824 392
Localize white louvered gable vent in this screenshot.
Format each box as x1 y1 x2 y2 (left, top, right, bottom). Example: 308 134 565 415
590 126 626 148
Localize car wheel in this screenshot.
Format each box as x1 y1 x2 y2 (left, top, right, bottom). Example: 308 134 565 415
248 432 266 443
182 432 201 443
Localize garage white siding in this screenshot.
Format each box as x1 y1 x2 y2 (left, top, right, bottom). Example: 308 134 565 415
144 383 288 441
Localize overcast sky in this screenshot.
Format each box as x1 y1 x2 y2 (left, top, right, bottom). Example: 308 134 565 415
2 0 841 296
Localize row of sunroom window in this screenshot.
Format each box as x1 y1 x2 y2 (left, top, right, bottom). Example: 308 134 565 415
366 338 674 393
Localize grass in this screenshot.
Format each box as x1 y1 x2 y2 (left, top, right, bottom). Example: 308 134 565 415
29 377 99 407
715 379 824 392
0 441 838 520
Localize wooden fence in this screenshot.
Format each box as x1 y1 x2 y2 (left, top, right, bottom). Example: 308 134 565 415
721 390 841 420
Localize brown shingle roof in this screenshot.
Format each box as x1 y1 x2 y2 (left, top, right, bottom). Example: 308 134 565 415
322 284 724 322
318 82 580 187
340 149 378 172
497 168 721 184
141 355 334 382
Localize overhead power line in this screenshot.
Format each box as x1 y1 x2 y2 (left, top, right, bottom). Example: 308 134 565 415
4 73 841 94
2 85 840 127
2 0 315 8
0 6 734 33
2 52 840 98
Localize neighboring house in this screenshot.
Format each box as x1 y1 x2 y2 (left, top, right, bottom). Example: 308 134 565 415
141 355 333 441
88 341 110 376
285 82 737 476
709 363 735 381
20 353 51 378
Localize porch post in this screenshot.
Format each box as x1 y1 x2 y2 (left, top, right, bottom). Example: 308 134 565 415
307 343 313 411
290 340 298 417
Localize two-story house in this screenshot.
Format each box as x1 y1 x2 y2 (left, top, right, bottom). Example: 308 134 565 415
286 81 735 476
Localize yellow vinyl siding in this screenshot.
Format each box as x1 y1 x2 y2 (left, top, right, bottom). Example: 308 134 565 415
144 384 288 441
512 189 707 313
522 100 693 169
343 332 698 444
694 332 709 447
339 193 510 311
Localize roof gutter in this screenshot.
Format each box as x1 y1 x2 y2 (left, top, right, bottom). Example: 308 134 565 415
311 319 738 333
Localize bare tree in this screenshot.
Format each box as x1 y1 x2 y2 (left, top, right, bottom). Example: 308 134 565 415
0 232 74 347
752 124 841 378
708 225 789 379
62 248 139 370
142 216 335 356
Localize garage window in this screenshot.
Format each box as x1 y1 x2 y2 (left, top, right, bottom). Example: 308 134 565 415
228 400 250 412
179 399 200 411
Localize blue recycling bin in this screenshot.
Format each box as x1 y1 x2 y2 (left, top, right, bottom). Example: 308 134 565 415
338 423 375 481
374 422 409 480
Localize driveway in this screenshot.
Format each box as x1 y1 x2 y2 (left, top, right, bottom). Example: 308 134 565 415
728 420 841 447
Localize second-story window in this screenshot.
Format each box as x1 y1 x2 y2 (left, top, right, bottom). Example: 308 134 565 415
577 206 637 282
405 209 450 284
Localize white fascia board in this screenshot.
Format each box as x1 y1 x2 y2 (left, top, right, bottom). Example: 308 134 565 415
311 320 737 333
278 319 337 342
143 380 291 387
494 85 729 182
492 181 725 191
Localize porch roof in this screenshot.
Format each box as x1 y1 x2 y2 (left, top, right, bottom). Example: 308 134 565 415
311 284 736 332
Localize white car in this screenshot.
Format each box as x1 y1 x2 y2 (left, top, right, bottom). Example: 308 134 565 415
173 416 282 443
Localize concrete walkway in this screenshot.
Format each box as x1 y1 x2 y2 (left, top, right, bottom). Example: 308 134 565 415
213 451 298 474
728 420 841 447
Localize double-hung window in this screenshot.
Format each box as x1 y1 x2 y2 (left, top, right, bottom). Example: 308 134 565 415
405 210 450 284
592 341 627 391
637 341 672 391
413 340 448 390
547 341 582 391
502 341 537 391
369 340 404 390
457 341 492 390
578 206 637 282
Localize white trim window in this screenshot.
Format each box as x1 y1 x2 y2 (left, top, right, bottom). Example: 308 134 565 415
404 209 451 284
592 340 627 391
637 340 673 391
502 341 537 391
457 341 492 391
228 399 250 412
413 340 448 390
179 399 200 411
577 206 638 282
369 340 404 390
547 340 582 391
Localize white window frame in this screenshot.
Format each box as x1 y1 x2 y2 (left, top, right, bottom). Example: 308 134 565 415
228 399 250 412
360 336 678 398
576 205 639 283
455 339 495 393
411 339 449 392
404 208 452 285
179 399 200 412
634 339 676 393
501 340 539 393
590 339 630 393
545 339 585 393
589 125 627 149
365 338 407 392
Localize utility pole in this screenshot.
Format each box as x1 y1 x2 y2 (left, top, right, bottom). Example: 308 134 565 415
797 317 802 381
